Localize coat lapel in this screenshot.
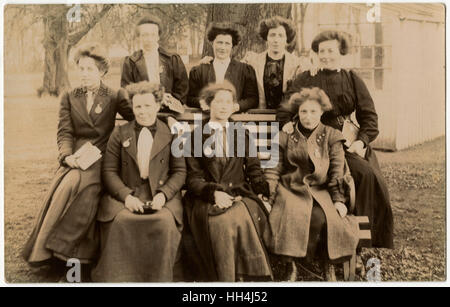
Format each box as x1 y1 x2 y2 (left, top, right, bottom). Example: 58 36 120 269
224 60 236 83
149 119 172 161
90 84 111 125
134 51 150 82
70 90 95 128
200 122 223 182
148 119 172 196
121 121 138 166
306 123 326 182
206 62 216 83
256 52 267 97
158 48 169 88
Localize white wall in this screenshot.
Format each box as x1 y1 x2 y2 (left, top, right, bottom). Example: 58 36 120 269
393 18 445 150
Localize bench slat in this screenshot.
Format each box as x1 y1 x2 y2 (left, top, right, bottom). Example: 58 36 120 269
358 230 372 248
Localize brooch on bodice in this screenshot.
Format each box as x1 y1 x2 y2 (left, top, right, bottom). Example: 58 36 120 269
123 137 132 148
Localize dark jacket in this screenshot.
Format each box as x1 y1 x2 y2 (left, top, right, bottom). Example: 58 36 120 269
23 83 134 262
97 119 186 225
187 59 259 112
57 83 134 165
121 48 189 105
183 121 270 280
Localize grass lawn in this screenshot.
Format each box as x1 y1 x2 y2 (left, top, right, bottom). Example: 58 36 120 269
3 74 446 282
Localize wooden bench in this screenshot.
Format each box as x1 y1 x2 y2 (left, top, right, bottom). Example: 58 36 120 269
116 108 372 281
338 215 371 281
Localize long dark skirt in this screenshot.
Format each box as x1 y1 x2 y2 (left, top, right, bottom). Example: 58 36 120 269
185 195 272 282
91 208 182 282
208 201 272 281
346 147 394 248
22 162 102 266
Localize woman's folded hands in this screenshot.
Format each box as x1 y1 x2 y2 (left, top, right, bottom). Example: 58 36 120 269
213 191 235 209
124 192 167 213
125 194 145 213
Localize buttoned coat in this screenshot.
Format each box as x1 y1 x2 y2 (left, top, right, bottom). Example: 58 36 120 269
22 83 134 262
187 59 259 112
183 121 271 280
264 123 359 260
96 119 186 226
120 48 189 105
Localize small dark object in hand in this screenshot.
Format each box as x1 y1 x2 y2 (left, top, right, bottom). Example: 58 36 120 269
140 201 157 214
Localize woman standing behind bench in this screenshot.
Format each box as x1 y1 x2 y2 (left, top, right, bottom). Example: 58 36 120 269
22 44 134 280
243 16 302 110
187 22 259 112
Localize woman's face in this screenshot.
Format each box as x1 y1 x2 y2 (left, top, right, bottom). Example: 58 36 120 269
298 99 324 130
132 93 160 126
138 23 160 53
267 25 287 54
78 56 102 89
213 34 233 60
318 39 341 70
209 90 235 122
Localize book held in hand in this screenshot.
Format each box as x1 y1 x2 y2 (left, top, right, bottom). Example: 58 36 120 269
73 142 102 170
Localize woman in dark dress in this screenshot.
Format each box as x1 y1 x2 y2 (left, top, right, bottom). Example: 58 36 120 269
243 16 302 109
22 44 134 280
277 31 394 251
183 81 272 282
187 22 259 112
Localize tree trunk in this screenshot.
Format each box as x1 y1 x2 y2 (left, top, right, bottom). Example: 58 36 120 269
38 4 112 97
39 13 71 97
202 3 292 60
299 4 308 55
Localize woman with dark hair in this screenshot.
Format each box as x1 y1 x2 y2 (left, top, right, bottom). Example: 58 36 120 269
277 30 394 252
243 16 303 109
91 82 186 282
187 22 259 112
184 81 272 281
22 43 134 280
265 87 359 281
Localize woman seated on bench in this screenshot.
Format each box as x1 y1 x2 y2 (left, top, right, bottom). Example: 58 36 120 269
183 81 273 282
264 87 359 281
92 82 186 282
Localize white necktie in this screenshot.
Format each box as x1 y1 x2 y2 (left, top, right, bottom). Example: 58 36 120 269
137 127 153 179
86 91 94 114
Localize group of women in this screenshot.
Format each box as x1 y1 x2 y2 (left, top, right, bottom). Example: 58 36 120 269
22 15 393 282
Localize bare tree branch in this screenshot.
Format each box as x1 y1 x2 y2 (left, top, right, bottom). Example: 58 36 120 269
68 4 113 46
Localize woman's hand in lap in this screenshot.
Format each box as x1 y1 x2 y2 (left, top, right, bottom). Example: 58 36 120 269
64 155 80 169
334 202 348 218
125 195 145 213
347 140 365 158
214 191 234 209
151 193 166 211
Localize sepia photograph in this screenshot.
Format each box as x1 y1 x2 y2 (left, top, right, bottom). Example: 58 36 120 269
2 1 446 286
